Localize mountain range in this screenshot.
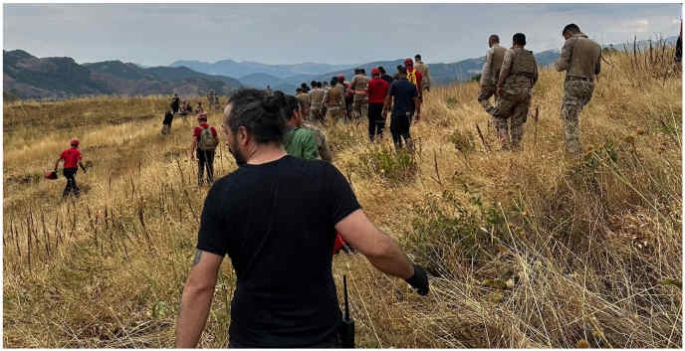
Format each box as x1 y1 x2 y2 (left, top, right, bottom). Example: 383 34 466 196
4 36 677 100
4 50 242 100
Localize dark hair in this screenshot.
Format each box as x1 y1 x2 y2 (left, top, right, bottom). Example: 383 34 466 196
513 33 526 46
354 68 362 74
415 54 421 60
397 65 407 75
562 23 580 35
331 77 339 86
378 66 386 74
224 88 287 144
282 94 300 121
361 68 366 75
489 34 500 43
296 88 302 93
310 80 317 87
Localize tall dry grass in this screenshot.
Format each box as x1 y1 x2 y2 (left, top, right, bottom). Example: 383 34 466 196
2 44 681 348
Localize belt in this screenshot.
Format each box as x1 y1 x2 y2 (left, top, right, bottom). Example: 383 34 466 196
566 76 593 82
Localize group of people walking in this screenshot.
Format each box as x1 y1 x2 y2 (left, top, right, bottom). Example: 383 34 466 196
46 20 671 349
293 54 431 149
479 24 601 153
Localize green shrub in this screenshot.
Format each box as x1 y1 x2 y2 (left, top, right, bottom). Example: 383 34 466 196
356 145 418 186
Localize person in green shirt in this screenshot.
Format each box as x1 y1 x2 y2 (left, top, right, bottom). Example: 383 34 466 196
280 93 321 160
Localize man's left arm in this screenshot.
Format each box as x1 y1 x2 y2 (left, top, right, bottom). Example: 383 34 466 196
176 250 223 348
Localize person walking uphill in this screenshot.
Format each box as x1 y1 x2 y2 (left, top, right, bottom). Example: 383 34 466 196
54 138 87 198
281 92 321 160
366 67 390 141
175 88 429 348
190 113 219 185
171 93 181 114
492 33 538 151
383 65 421 150
478 34 507 115
414 54 431 92
554 23 602 155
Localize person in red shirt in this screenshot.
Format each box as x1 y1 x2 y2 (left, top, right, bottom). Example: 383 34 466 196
366 68 390 141
54 138 87 198
190 113 219 185
404 58 423 122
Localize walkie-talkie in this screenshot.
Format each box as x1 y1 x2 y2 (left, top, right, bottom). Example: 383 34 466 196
340 275 355 348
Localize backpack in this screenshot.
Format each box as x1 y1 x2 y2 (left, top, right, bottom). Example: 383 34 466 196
198 126 218 151
407 69 417 85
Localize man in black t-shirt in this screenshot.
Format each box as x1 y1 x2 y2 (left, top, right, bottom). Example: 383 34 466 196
383 65 422 149
175 89 429 348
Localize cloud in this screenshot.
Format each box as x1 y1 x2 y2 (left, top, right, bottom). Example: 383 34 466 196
3 3 681 66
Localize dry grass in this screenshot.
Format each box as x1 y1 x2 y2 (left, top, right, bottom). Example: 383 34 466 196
3 44 681 348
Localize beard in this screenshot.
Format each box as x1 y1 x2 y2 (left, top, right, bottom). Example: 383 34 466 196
228 139 247 166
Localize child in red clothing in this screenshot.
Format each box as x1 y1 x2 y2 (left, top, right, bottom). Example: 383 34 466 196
54 138 87 198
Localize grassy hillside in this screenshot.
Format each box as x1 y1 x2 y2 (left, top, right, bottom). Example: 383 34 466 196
2 45 681 347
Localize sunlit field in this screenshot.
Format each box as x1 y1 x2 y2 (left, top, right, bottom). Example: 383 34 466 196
3 44 681 347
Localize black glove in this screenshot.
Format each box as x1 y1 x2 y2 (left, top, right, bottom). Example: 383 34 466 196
405 265 429 296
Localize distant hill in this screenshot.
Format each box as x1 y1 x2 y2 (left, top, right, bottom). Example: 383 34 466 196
170 59 354 79
237 72 284 89
4 50 242 100
274 49 562 91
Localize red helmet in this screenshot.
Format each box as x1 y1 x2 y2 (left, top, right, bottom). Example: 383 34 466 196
45 171 58 180
198 112 208 120
371 68 380 76
337 74 345 82
70 138 79 146
404 58 414 67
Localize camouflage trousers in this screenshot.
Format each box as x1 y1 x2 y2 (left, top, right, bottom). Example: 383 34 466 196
325 106 344 123
352 96 369 120
309 105 325 122
477 85 498 115
561 80 595 154
492 91 531 150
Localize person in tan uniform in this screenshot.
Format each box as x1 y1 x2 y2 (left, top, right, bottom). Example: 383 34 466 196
308 82 326 123
414 54 431 92
295 88 310 119
493 33 538 151
348 68 370 120
323 77 347 123
554 23 602 155
478 35 507 115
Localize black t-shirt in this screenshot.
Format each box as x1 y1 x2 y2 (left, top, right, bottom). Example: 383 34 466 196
388 78 418 115
197 155 361 347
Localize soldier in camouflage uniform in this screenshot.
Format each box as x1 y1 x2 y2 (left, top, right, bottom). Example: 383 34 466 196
414 54 431 92
493 33 538 151
207 90 215 110
349 68 370 120
296 88 310 119
478 35 507 115
303 120 333 162
308 82 326 123
554 24 601 154
323 77 347 123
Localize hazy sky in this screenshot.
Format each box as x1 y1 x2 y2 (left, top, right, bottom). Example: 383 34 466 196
3 3 682 66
